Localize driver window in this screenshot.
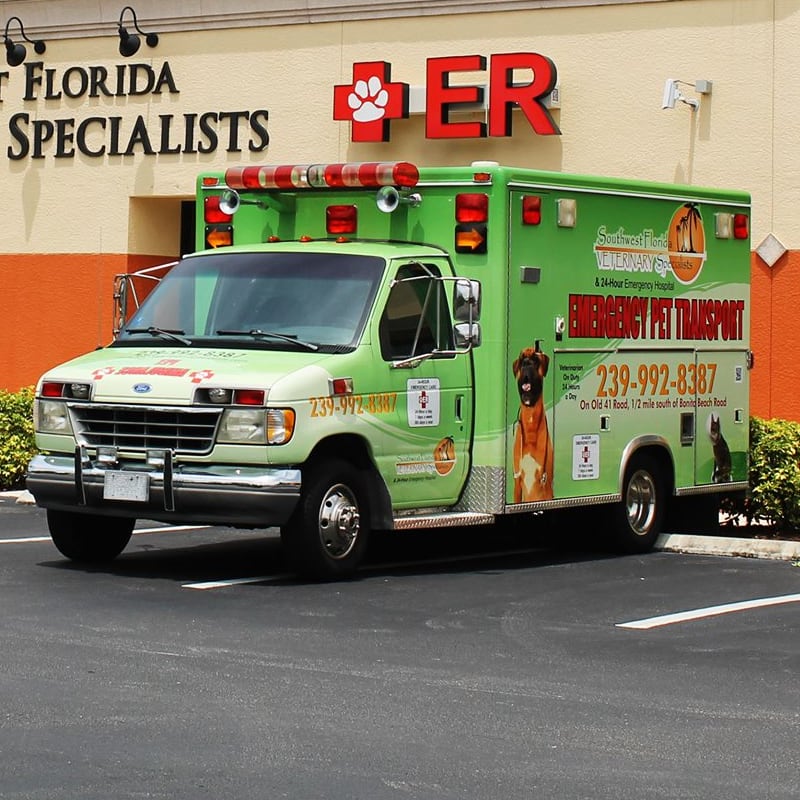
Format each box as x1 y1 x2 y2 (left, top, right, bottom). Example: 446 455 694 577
379 263 454 361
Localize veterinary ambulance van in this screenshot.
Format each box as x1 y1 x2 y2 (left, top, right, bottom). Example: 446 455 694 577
27 161 751 578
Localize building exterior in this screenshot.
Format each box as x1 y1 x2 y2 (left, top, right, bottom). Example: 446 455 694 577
0 0 797 420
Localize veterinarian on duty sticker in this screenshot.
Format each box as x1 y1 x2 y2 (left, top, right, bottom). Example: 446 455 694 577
407 378 440 427
572 434 600 480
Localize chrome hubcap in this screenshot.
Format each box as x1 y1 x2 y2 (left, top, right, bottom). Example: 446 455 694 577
318 483 360 559
626 469 656 535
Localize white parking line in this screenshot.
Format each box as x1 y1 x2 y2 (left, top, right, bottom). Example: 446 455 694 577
617 593 800 630
0 524 208 545
183 576 279 590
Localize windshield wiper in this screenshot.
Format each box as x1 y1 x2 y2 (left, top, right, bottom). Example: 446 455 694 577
124 327 192 346
216 329 319 351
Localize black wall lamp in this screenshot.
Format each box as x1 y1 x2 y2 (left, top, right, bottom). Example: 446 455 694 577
117 6 159 57
3 16 46 67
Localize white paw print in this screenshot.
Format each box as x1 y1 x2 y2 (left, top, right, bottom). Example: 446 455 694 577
348 76 389 122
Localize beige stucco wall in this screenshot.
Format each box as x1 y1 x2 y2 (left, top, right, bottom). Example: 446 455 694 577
0 0 793 255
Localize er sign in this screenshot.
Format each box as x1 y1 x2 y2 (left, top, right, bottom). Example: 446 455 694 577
333 52 560 142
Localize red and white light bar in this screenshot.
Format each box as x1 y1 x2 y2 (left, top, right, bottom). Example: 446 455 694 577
224 161 420 191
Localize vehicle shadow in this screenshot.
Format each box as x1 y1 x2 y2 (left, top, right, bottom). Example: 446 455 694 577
38 510 617 586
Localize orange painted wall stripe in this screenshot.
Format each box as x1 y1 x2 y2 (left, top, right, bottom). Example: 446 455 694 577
1 249 798 424
1 253 175 391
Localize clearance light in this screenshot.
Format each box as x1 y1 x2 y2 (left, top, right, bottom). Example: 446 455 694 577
224 161 419 191
733 213 749 240
202 177 220 187
522 195 542 226
330 377 354 396
204 196 232 224
715 213 733 239
455 194 489 223
557 198 577 228
326 205 357 235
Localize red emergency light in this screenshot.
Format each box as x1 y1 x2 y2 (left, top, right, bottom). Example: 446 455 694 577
455 193 488 223
224 161 419 191
204 196 233 224
326 205 357 235
522 195 542 225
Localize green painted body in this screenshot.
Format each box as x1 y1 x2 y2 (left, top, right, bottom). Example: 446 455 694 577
30 164 751 530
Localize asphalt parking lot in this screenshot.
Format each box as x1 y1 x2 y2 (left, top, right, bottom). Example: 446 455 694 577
1 495 799 800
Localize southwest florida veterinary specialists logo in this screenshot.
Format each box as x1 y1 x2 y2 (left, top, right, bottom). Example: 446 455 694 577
593 203 707 286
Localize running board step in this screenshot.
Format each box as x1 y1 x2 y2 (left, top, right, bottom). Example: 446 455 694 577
393 512 495 531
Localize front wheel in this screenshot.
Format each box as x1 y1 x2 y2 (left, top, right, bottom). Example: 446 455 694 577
47 510 135 563
280 459 371 580
609 453 665 553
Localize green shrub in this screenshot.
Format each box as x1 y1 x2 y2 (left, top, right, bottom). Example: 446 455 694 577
731 416 800 531
0 386 36 490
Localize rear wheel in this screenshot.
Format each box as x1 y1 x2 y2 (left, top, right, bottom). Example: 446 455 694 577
610 453 665 553
280 459 371 580
47 510 135 563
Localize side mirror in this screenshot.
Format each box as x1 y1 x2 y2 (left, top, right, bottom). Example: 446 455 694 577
453 279 481 322
454 322 481 349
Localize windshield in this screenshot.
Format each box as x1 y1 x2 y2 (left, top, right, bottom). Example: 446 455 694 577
114 251 384 352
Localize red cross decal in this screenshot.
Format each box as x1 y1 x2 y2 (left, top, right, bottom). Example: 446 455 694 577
333 61 409 142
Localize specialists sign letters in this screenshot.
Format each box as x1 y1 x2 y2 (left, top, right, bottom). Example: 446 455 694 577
0 61 270 160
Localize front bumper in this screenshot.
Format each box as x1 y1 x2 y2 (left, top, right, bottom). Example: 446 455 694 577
26 451 301 527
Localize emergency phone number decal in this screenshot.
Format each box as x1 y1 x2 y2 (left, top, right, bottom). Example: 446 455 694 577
595 362 717 398
309 392 398 417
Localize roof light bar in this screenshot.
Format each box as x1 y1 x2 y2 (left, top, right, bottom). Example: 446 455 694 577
224 161 419 191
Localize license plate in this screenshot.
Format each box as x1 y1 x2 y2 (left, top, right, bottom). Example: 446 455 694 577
103 471 150 502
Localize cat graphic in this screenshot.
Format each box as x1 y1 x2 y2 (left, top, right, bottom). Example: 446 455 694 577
709 414 732 483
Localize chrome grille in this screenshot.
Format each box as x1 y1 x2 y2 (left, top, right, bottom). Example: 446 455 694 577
71 404 222 454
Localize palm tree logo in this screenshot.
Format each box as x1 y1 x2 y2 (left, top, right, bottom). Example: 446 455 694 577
668 203 706 284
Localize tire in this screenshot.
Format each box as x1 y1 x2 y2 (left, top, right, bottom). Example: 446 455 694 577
47 510 134 563
280 459 371 580
610 452 665 553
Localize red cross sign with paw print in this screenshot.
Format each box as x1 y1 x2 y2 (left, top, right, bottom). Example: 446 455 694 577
333 53 560 143
333 61 409 143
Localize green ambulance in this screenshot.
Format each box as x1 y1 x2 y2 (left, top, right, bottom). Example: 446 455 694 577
27 161 752 578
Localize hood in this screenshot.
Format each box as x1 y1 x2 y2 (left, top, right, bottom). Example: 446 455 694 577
39 346 333 404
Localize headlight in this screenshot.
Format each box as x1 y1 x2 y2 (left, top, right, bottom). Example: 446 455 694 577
218 408 266 444
34 400 73 434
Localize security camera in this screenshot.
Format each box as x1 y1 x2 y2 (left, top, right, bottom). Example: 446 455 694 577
662 78 679 110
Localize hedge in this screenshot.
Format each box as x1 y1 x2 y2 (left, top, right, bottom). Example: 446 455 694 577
0 386 36 490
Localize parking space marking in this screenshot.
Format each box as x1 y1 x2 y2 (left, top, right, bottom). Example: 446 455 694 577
617 593 800 630
0 524 208 545
183 576 278 590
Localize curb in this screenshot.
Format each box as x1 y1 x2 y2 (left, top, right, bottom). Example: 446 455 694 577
0 490 35 505
657 533 800 562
